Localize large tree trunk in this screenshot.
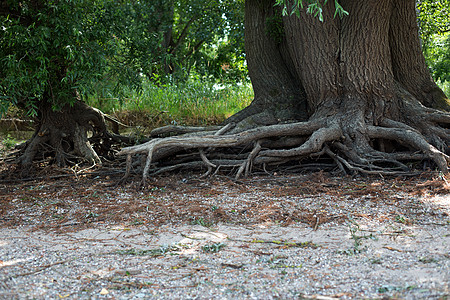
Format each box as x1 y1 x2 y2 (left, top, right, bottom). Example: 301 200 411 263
233 0 449 165
119 0 450 181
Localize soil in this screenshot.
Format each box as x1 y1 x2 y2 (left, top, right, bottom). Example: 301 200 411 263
0 162 449 299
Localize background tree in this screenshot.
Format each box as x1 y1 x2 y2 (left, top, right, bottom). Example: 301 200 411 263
0 0 244 173
100 0 245 84
0 0 127 170
120 0 450 181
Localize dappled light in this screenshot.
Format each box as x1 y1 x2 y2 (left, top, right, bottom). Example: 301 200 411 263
0 258 31 268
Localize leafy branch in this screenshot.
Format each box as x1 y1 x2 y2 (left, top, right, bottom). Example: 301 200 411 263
274 0 348 22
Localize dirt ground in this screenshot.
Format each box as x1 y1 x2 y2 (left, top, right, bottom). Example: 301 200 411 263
0 164 449 299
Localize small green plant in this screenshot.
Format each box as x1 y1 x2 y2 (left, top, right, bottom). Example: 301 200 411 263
117 248 162 257
191 217 213 227
202 242 226 253
370 258 383 264
258 255 302 269
338 220 376 255
250 239 320 249
378 285 418 293
130 218 144 226
395 214 406 223
394 214 413 225
85 211 99 219
419 256 438 263
116 244 181 257
0 134 18 154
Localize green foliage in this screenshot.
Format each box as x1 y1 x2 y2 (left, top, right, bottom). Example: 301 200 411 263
195 40 248 84
274 0 348 21
162 0 246 83
423 33 450 88
418 1 450 97
105 0 246 84
0 1 120 116
417 0 450 46
0 0 246 118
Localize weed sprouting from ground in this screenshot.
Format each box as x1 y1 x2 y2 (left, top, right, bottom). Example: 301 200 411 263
202 242 226 253
338 220 378 255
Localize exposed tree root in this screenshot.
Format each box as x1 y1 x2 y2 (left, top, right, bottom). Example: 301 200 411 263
15 101 134 175
118 101 450 183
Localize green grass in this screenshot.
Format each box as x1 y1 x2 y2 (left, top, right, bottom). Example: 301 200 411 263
87 78 253 128
437 79 450 98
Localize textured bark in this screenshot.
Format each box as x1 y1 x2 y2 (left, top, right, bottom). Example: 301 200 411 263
225 0 307 129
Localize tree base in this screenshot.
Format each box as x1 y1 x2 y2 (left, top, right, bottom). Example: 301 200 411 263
118 89 449 184
15 101 132 175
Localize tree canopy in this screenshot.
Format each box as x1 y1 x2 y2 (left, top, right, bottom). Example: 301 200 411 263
0 1 115 115
0 0 245 117
417 0 450 88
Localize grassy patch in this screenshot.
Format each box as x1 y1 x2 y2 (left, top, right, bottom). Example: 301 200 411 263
87 78 253 129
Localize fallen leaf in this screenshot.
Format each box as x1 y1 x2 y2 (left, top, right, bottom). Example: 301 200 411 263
100 288 109 295
383 246 403 252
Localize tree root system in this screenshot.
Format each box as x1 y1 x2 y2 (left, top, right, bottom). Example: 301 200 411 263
12 101 134 176
118 97 450 184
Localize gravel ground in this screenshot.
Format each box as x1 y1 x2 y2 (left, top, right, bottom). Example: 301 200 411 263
0 174 449 299
0 221 449 299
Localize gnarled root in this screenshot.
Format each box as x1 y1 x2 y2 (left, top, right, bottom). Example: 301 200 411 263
16 101 133 175
118 119 324 184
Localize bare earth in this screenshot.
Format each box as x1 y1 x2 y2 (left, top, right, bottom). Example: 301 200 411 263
0 170 449 299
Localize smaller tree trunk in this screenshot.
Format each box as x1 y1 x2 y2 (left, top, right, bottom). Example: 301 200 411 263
389 0 450 111
225 0 307 130
17 100 128 174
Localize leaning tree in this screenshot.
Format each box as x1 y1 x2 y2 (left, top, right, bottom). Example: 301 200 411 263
119 0 450 181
